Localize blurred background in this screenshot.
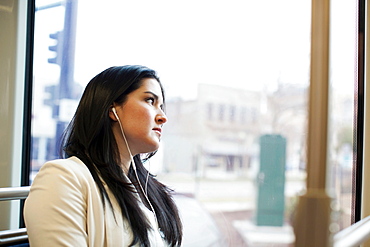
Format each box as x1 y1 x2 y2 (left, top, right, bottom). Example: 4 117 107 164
30 0 357 245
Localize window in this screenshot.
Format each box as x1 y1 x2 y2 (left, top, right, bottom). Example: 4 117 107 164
206 103 213 121
218 104 225 122
229 105 236 122
31 0 358 245
327 0 357 229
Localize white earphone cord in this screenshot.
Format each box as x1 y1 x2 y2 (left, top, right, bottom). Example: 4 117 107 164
113 109 159 227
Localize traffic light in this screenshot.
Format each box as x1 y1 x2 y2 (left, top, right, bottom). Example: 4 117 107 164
48 31 63 65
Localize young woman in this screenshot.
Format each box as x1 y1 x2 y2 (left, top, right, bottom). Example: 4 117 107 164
24 65 183 247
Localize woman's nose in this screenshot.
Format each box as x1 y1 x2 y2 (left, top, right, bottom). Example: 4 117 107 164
156 110 168 124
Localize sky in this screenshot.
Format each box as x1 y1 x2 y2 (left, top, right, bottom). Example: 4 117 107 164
34 0 356 100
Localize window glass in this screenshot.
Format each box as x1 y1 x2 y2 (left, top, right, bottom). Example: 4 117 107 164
31 0 357 245
327 0 357 230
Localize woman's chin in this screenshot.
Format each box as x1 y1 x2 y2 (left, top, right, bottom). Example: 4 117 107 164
140 143 160 154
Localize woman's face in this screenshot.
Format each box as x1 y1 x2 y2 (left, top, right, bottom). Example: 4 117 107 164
112 78 167 155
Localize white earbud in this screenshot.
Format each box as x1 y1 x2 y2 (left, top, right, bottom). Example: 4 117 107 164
112 107 119 119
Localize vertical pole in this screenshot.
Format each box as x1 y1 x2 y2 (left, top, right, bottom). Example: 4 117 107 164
53 0 78 158
0 0 28 230
361 1 370 246
59 0 78 99
353 0 365 226
293 0 332 246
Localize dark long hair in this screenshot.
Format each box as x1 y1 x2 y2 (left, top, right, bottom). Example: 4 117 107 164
61 65 182 246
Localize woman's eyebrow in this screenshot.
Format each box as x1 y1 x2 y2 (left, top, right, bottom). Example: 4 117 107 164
144 91 159 100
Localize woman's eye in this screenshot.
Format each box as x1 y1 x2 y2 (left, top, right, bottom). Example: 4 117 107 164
146 97 155 104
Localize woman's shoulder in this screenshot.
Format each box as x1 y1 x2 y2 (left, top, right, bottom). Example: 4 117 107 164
36 156 94 185
42 156 86 170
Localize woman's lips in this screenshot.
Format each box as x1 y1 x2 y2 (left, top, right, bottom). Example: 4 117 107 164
153 128 162 135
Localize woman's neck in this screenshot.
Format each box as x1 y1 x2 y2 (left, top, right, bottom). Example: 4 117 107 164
119 153 132 175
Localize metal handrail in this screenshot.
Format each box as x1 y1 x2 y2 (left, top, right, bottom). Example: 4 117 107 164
0 186 30 201
0 228 28 245
0 186 30 246
333 215 370 247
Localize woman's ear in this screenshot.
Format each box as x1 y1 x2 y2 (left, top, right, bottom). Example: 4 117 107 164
109 107 119 121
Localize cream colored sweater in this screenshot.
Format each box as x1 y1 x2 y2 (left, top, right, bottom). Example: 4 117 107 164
24 156 167 247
